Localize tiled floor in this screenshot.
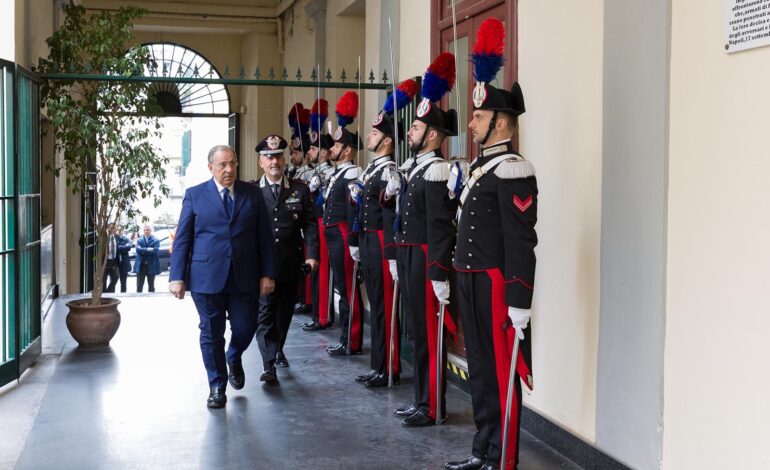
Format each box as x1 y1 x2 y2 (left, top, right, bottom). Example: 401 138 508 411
8 295 582 470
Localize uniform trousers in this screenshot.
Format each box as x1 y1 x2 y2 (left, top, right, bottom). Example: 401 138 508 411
261 279 300 353
324 223 363 350
360 230 400 375
400 244 447 418
456 269 531 470
312 218 334 326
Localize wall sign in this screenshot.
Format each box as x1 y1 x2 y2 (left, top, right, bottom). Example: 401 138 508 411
725 0 770 53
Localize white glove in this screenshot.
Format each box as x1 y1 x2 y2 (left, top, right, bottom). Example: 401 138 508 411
388 259 398 282
308 174 321 192
507 307 531 341
431 280 450 305
384 169 402 198
349 246 360 261
348 181 364 203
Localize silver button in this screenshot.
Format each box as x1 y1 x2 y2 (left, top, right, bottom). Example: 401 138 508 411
472 197 477 201
275 238 279 242
468 253 473 257
466 265 471 269
471 226 476 230
468 239 472 243
274 217 278 221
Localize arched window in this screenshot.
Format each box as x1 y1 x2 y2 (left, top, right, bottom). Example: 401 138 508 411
140 43 230 116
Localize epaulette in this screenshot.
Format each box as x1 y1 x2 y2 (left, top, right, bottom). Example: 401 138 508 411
494 157 536 179
344 166 363 179
423 160 450 182
380 161 397 181
399 159 414 171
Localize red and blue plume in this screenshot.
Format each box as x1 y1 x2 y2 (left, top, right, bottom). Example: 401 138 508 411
310 99 328 133
422 52 456 103
335 91 358 128
288 103 305 137
298 108 311 134
383 79 419 114
472 18 505 83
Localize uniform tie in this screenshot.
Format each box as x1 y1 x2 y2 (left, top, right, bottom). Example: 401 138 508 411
271 183 280 200
222 187 233 219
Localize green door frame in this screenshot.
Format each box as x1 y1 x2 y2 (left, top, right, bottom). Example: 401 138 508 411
0 59 42 389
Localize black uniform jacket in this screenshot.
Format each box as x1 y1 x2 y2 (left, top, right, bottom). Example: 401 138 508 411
322 160 363 247
453 141 538 308
253 175 319 282
394 149 456 282
358 154 397 259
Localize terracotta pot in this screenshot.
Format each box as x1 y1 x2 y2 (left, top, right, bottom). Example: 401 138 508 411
65 297 121 348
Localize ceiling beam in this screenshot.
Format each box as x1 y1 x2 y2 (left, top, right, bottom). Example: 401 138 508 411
82 0 277 19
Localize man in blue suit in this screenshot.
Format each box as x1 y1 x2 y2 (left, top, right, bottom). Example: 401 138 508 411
169 144 277 409
133 225 161 292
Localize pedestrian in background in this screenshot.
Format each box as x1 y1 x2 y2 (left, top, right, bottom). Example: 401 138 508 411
133 224 161 292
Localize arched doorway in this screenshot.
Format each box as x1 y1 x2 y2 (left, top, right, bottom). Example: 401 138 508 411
81 43 235 293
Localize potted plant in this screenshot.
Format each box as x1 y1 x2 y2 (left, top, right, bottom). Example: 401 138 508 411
38 3 168 347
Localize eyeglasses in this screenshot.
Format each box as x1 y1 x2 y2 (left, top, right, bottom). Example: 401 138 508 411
212 161 239 170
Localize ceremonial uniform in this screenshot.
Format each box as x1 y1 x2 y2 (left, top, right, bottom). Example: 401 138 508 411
395 150 457 419
304 156 337 330
323 158 364 353
255 174 318 362
447 19 536 470
356 154 400 383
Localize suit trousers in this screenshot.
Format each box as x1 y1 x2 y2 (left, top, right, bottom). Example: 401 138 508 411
191 270 270 388
261 279 299 354
137 262 155 292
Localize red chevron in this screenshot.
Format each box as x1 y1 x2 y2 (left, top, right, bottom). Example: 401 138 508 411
513 194 533 212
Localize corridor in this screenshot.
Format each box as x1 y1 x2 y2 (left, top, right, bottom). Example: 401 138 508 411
3 295 580 469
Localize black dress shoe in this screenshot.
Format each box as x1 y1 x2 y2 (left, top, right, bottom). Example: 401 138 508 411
327 343 347 356
401 408 445 427
478 464 499 470
394 404 418 417
445 456 485 470
365 373 399 388
303 321 332 331
275 351 289 368
355 370 377 383
207 387 227 408
227 362 245 390
294 302 311 314
260 367 278 384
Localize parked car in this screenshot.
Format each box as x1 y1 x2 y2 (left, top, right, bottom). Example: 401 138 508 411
128 228 173 272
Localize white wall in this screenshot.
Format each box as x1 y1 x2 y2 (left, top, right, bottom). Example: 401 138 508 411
517 0 604 443
0 1 14 61
664 0 770 468
398 0 429 81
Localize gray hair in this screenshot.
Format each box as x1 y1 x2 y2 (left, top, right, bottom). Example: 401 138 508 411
208 145 238 163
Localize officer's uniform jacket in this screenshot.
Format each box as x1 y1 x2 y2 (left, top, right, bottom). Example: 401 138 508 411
453 141 538 308
255 175 319 281
357 154 397 259
322 160 363 246
394 149 456 282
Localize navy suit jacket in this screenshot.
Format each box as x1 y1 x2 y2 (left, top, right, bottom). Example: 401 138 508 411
133 235 161 275
169 178 277 294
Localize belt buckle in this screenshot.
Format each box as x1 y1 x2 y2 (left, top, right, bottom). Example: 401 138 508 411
472 167 485 180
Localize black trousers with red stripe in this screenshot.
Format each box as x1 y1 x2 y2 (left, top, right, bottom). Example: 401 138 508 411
324 224 363 351
401 244 447 418
457 270 525 470
360 231 400 375
312 218 333 326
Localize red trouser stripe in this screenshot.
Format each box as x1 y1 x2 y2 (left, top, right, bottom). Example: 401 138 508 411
338 223 362 351
302 242 312 305
377 230 399 374
421 244 440 418
489 268 529 470
317 218 331 326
